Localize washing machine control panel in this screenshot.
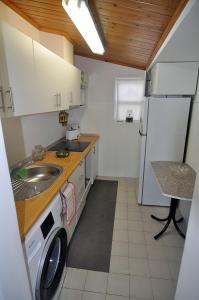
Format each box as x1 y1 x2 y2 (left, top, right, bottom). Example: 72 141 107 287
40 212 54 239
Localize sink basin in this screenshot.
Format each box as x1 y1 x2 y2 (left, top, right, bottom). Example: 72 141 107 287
11 163 63 200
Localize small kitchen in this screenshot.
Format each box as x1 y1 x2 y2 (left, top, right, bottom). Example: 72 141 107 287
0 1 199 300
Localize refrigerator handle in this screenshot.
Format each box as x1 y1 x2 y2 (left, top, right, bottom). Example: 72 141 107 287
139 130 147 137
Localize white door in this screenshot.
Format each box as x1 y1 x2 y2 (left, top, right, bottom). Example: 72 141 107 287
33 41 60 113
0 21 37 116
142 97 190 206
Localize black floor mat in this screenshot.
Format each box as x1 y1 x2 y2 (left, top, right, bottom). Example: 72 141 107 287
66 179 118 272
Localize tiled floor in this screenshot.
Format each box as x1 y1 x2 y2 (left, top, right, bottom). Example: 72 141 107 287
59 178 184 300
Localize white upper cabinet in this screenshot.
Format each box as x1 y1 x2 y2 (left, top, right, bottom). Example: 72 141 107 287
150 62 199 96
68 65 81 107
33 41 63 112
0 21 82 117
0 21 37 116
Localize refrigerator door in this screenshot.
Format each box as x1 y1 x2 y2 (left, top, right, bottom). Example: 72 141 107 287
139 98 149 135
135 133 147 203
135 98 149 203
142 97 190 206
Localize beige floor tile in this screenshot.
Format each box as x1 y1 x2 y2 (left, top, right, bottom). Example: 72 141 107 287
129 258 150 277
140 206 156 214
82 292 106 300
130 276 153 299
59 288 82 300
114 219 128 230
128 231 145 244
106 295 129 300
111 241 129 257
149 260 171 279
144 232 164 246
129 244 147 259
113 230 129 242
161 233 185 247
115 210 128 220
84 271 108 293
110 256 129 274
163 246 183 261
128 212 142 221
63 268 87 290
151 278 175 300
142 222 159 233
107 273 130 297
168 261 181 280
147 245 167 260
128 221 143 232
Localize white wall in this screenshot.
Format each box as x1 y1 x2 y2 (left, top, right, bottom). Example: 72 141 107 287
39 31 74 65
175 171 199 300
74 56 145 177
21 112 65 156
0 120 32 300
179 82 199 225
0 1 74 166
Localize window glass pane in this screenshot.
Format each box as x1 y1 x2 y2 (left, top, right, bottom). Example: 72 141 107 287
117 103 142 122
115 78 145 122
117 79 144 102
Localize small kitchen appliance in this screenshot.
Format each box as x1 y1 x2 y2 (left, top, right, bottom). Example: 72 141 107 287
66 123 80 140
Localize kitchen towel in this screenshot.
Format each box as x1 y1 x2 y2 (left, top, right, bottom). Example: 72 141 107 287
61 182 76 225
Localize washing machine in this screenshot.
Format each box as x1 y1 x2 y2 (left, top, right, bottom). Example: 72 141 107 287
23 194 68 300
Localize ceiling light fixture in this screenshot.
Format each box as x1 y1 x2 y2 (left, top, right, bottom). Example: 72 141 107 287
62 0 105 55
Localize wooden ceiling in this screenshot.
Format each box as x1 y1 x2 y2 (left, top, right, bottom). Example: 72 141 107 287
1 0 188 70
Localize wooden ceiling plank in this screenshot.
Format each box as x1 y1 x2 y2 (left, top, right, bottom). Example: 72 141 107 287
74 51 147 70
1 0 40 29
97 6 170 31
96 0 174 16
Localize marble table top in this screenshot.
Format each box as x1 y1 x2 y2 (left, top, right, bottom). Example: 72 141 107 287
151 161 196 201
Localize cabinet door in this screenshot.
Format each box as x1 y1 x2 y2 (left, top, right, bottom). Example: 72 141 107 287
69 65 81 106
0 74 5 117
0 21 37 116
56 59 70 111
33 41 60 113
90 142 98 184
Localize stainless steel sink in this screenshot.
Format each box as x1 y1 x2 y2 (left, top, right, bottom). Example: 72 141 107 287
11 163 63 200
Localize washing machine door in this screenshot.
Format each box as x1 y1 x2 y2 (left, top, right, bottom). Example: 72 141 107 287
35 227 67 300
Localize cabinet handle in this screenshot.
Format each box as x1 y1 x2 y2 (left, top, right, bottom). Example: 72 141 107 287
70 92 73 104
6 88 14 111
0 86 5 112
59 93 62 107
79 160 83 166
54 93 59 107
93 146 95 154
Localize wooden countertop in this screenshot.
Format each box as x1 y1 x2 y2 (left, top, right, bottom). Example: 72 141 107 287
15 134 99 239
151 161 196 201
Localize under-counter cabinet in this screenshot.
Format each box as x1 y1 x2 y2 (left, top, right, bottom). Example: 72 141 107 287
0 21 37 116
68 159 86 224
86 141 99 184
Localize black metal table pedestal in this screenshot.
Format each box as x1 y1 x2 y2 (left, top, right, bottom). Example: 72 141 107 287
151 198 185 240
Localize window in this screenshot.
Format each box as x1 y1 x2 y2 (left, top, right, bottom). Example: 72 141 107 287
114 78 145 122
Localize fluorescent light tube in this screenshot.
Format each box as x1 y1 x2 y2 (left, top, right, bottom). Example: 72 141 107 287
62 0 105 55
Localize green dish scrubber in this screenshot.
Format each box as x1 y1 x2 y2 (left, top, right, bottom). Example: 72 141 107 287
15 168 28 179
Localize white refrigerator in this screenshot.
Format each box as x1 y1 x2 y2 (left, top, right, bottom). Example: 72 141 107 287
136 97 191 206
